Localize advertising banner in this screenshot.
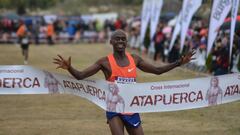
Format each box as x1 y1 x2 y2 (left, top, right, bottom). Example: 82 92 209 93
207 0 232 55
180 0 202 52
0 66 240 113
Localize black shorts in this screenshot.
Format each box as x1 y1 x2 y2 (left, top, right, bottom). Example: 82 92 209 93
21 44 29 50
106 112 141 128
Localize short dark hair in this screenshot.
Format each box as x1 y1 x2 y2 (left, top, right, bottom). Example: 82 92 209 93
110 29 126 39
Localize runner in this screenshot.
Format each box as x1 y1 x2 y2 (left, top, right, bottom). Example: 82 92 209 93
16 22 31 64
53 29 195 135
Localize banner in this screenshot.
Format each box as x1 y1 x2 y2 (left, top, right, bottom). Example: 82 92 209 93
140 0 152 49
180 0 202 52
0 66 108 110
230 0 239 62
148 0 163 54
169 11 182 52
0 66 240 113
207 0 232 56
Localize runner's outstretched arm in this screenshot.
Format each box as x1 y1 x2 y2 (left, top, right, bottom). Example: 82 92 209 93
134 50 195 75
53 54 102 80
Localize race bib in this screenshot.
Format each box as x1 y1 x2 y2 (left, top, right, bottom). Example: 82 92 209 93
22 38 29 44
115 77 136 84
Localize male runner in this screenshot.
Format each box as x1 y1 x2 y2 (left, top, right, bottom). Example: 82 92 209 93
17 22 30 64
53 29 195 135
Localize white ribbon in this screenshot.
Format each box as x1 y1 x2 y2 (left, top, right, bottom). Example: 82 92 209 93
0 66 240 113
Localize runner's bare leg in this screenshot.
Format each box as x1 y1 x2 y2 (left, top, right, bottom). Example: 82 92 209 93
125 124 144 135
108 116 124 135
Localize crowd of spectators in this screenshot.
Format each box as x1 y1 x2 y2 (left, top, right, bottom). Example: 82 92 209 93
127 17 240 75
0 14 127 44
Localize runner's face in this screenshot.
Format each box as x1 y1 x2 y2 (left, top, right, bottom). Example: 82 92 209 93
111 32 127 52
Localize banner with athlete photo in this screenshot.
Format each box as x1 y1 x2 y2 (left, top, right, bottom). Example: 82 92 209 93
0 66 240 113
0 65 108 110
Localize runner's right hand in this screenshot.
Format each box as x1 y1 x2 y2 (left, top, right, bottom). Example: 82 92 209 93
53 54 71 70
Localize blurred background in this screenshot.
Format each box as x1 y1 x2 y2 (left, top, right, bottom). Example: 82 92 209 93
0 1 240 135
0 0 239 75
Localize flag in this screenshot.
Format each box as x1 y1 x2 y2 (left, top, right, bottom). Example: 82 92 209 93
140 0 152 47
169 11 182 52
230 0 239 62
207 0 232 55
149 0 163 54
180 0 202 52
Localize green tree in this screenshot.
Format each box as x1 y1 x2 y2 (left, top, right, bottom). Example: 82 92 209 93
0 0 60 14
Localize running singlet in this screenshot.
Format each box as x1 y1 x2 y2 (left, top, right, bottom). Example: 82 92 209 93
17 25 26 37
106 52 141 127
107 52 136 114
107 52 136 83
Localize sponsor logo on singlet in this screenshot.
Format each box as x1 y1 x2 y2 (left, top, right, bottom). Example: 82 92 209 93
127 68 135 72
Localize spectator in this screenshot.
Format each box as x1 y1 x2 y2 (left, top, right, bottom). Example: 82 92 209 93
212 38 229 75
32 20 40 45
195 44 207 72
153 24 166 62
168 38 180 63
46 23 55 45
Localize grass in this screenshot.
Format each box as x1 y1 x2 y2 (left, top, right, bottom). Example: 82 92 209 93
0 44 239 135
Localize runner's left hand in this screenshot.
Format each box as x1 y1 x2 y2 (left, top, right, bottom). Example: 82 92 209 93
53 54 71 70
180 49 196 65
